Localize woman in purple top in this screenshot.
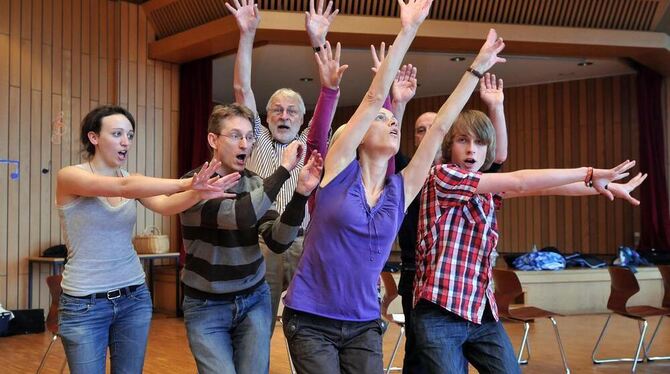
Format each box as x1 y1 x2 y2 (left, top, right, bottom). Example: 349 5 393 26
282 0 507 372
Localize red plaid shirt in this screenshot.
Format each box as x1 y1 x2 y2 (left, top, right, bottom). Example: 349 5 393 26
413 164 502 324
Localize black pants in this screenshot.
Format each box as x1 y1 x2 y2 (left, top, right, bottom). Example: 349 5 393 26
399 270 427 374
283 307 384 374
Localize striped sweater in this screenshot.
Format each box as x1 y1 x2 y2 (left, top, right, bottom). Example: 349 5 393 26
179 166 307 299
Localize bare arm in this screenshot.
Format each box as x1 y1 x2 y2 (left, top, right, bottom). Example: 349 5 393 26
401 29 506 210
480 73 507 163
227 0 260 115
57 167 189 204
322 0 433 186
505 172 647 206
476 160 636 198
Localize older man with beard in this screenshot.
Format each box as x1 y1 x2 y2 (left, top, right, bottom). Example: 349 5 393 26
226 0 346 334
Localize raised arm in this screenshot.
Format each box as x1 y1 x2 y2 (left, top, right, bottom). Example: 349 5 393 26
260 150 323 253
307 41 347 160
227 0 261 116
305 0 338 50
322 0 433 185
480 73 507 163
401 29 506 209
391 64 418 131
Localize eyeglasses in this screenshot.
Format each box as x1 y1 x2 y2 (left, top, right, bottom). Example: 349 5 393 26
269 107 300 117
217 133 256 144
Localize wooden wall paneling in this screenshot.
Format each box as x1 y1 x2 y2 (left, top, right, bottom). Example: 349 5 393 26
9 0 20 88
90 0 99 104
0 32 9 307
531 85 542 249
39 41 51 262
8 86 20 308
98 0 108 105
597 78 609 250
630 74 641 244
546 84 557 246
162 65 171 237
52 0 62 96
18 39 31 307
30 0 42 90
562 81 574 251
0 0 9 35
612 76 624 247
120 2 129 109
144 61 155 229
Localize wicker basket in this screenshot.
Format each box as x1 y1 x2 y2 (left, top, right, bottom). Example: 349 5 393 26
133 226 170 254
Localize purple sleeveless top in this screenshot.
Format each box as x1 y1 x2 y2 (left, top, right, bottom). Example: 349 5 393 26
283 159 405 321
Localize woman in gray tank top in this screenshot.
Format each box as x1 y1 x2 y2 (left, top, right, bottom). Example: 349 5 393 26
55 105 239 374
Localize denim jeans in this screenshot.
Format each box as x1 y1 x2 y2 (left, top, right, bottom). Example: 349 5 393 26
58 283 153 374
182 282 272 374
282 307 384 374
413 300 520 374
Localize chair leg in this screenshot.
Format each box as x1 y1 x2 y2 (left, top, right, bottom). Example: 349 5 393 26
385 324 405 373
646 316 670 361
36 333 58 374
517 322 530 365
592 314 646 368
631 320 648 373
549 317 570 374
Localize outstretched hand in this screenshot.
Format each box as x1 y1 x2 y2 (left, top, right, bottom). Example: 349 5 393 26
392 64 417 104
315 41 348 89
606 172 647 206
281 141 305 172
370 42 388 74
191 159 241 199
305 0 338 46
296 150 324 196
225 0 261 34
592 160 636 200
398 0 433 30
471 29 506 74
479 73 504 108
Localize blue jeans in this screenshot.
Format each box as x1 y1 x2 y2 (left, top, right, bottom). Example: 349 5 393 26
182 282 272 374
283 307 384 374
58 283 153 374
413 300 520 374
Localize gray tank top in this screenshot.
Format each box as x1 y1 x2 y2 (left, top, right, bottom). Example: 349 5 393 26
58 165 145 296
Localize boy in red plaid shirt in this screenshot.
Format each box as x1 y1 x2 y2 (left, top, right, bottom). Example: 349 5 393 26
412 110 646 373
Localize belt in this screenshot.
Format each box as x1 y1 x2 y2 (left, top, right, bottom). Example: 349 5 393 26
65 284 142 300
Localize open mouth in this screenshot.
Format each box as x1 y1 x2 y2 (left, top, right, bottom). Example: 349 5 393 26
278 125 290 130
464 158 477 166
118 150 128 159
235 154 247 162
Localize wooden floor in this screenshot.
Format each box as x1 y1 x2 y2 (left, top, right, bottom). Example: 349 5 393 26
2 313 670 373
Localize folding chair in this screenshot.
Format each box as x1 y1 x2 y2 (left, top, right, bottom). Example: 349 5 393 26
592 266 668 372
36 274 67 373
643 265 670 361
493 269 570 373
385 313 405 373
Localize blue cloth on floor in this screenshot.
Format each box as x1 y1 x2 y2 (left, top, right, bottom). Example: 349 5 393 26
513 251 566 271
613 246 650 273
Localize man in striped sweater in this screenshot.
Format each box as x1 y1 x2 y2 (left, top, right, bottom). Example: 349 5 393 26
179 103 323 374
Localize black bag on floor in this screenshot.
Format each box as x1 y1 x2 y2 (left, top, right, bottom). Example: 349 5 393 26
5 309 44 336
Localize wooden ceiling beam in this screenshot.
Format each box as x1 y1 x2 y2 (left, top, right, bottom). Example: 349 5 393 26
147 11 670 75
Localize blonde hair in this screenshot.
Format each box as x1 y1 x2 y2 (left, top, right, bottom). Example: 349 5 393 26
441 110 497 171
265 88 306 116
